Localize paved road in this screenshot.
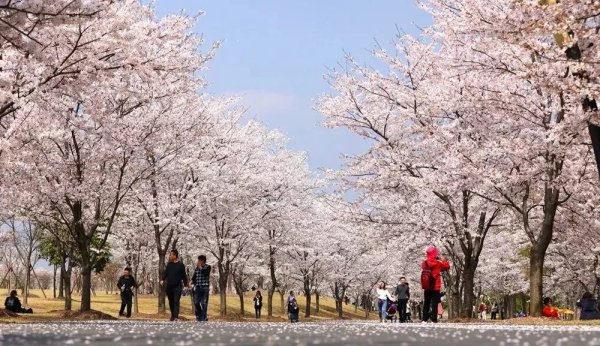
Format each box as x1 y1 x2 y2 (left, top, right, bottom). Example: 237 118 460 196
1 321 600 346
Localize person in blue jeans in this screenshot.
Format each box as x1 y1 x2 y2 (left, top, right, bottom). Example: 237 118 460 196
377 281 393 322
189 255 211 322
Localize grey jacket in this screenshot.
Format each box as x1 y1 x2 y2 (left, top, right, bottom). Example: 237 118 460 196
395 283 410 300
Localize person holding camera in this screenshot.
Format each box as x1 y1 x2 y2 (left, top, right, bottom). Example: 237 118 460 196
117 267 137 318
420 246 450 323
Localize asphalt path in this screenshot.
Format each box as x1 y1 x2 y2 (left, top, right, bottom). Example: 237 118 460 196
1 321 599 346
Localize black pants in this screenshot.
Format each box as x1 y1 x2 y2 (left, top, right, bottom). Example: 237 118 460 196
255 307 261 318
422 290 441 322
166 285 183 320
491 311 497 320
398 299 408 322
119 290 133 317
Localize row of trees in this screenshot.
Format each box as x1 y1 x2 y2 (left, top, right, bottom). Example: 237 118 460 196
316 0 600 317
0 0 390 318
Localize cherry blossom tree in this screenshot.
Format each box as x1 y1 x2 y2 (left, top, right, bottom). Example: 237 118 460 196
3 1 215 312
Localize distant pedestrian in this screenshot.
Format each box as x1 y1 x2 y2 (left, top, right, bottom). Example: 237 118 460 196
479 302 487 320
117 267 137 318
160 249 189 321
491 303 498 320
420 246 450 323
189 255 211 322
377 281 393 323
254 290 263 319
395 277 410 323
287 291 299 322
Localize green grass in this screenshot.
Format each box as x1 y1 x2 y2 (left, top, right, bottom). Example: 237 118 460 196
0 289 376 323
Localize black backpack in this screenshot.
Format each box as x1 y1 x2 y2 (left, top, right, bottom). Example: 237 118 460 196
421 262 436 290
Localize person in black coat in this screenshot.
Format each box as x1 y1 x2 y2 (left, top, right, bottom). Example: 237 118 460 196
577 292 600 320
253 290 263 318
117 267 137 318
4 290 33 314
160 249 189 321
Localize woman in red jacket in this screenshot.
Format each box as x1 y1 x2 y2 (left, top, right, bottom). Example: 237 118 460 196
542 297 560 319
421 246 451 323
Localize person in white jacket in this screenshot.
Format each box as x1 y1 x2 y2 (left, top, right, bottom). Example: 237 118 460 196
377 282 394 322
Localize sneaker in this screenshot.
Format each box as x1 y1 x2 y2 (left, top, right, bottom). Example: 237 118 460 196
422 321 427 324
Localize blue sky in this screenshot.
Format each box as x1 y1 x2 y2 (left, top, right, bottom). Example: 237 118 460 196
153 0 431 171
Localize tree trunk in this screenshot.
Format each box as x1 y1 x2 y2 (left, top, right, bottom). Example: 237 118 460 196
157 252 166 313
315 292 320 314
279 291 285 314
462 266 475 319
53 265 57 299
267 246 277 317
527 184 559 317
238 292 245 316
80 264 92 312
303 275 311 318
23 264 31 305
218 258 228 315
529 248 545 317
133 266 140 314
64 263 73 311
58 259 65 299
267 286 275 317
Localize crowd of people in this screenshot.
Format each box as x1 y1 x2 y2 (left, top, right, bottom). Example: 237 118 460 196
5 246 600 323
375 246 451 323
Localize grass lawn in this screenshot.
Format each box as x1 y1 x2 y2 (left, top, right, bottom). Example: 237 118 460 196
0 289 376 323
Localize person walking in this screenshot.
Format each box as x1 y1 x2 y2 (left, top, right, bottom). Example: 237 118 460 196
117 267 137 318
420 246 450 323
189 255 211 322
287 291 300 323
160 249 188 321
254 290 263 319
491 302 498 320
479 302 488 320
395 277 410 323
377 281 394 323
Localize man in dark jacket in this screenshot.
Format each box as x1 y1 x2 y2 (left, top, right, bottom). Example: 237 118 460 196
395 277 410 323
117 267 137 318
189 255 211 322
160 249 188 321
421 246 450 323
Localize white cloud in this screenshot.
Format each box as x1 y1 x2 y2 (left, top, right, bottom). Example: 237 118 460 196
225 90 301 117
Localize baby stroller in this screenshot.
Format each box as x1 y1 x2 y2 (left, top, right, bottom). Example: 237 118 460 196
386 301 398 323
